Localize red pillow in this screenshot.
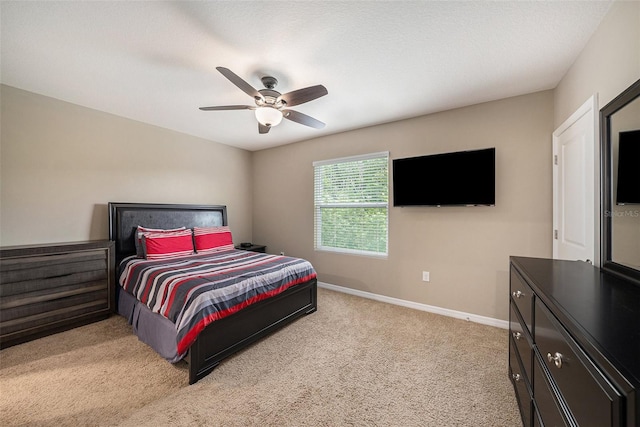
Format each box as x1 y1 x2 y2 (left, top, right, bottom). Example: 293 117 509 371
135 226 186 257
142 229 195 260
193 226 234 254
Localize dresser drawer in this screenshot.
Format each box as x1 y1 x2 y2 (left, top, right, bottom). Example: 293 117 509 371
510 336 532 427
535 299 621 426
533 357 571 427
510 302 533 385
510 268 534 334
532 405 544 427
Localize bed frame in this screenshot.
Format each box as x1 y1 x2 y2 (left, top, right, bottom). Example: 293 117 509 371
108 202 317 384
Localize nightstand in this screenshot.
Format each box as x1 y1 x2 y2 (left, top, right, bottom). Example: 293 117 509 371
235 244 266 253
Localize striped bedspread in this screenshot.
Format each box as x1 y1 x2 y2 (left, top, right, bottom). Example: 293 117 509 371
119 250 317 358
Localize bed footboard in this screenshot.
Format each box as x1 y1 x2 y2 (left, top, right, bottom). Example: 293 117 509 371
186 278 317 384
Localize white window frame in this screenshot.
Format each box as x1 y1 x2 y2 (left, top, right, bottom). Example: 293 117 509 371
313 151 389 258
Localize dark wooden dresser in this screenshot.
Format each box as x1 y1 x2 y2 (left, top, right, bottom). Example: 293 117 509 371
0 240 115 348
509 256 639 427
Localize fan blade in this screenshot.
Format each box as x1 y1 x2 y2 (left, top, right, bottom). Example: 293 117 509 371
199 105 254 111
278 85 328 107
258 123 271 134
216 67 264 101
282 109 325 129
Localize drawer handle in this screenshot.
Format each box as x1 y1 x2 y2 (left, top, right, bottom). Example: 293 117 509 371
547 352 563 369
512 373 521 382
512 332 522 340
512 290 525 299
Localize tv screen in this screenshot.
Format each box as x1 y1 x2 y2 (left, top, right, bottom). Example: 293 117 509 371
393 147 495 206
616 129 640 205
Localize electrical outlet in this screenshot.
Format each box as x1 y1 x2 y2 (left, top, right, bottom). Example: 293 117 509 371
422 271 430 282
280 251 285 256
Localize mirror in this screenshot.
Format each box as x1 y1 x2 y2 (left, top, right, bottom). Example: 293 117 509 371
601 78 640 284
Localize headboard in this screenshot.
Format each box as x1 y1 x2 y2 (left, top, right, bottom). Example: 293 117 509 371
108 202 227 265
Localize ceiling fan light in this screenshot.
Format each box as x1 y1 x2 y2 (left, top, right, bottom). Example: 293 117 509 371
255 107 283 127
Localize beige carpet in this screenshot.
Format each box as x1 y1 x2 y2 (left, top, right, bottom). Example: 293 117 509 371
0 288 521 426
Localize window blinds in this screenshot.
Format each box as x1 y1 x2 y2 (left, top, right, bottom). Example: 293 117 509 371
313 152 389 257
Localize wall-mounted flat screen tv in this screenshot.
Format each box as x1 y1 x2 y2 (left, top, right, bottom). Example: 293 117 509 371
616 129 640 205
393 147 495 207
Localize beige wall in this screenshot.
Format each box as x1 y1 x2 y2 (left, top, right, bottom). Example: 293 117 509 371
253 91 554 321
1 0 636 323
554 0 639 268
554 0 640 126
0 85 253 246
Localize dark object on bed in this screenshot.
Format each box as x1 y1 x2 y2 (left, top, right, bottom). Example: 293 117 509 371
108 202 317 384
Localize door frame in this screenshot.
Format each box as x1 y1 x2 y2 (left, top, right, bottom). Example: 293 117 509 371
552 94 599 265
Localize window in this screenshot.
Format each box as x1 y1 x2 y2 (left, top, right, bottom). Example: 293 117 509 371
313 152 389 257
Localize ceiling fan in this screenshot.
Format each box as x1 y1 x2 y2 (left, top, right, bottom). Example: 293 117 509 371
200 67 328 134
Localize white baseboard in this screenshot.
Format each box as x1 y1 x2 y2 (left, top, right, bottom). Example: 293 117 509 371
317 281 509 330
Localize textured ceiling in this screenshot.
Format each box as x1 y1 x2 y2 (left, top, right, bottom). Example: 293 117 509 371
1 1 612 151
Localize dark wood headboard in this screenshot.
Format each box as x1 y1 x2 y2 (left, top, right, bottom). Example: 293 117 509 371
108 202 227 265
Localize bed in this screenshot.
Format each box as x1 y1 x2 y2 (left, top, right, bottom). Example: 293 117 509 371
108 202 318 384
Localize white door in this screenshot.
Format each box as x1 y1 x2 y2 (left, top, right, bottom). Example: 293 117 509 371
552 95 598 264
